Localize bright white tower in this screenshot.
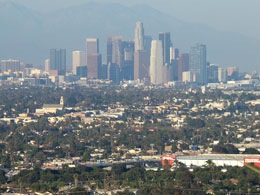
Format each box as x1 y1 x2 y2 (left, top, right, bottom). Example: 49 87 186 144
72 51 85 75
150 40 163 84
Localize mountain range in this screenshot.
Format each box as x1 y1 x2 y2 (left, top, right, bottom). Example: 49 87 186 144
0 1 259 72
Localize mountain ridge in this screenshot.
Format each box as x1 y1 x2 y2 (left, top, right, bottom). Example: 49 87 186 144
0 1 259 71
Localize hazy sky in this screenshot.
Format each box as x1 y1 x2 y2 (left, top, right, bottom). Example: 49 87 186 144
4 0 260 40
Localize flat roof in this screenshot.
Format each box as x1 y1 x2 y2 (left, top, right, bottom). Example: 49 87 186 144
177 154 260 161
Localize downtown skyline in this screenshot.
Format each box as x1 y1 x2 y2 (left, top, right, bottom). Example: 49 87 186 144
0 1 260 72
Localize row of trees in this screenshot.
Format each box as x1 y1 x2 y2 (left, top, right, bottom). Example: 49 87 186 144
10 162 260 194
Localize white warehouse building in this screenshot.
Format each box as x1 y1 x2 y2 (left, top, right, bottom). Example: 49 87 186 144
174 154 260 167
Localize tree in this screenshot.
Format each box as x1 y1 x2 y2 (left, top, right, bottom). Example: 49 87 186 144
82 151 91 161
212 144 239 154
243 148 260 154
187 118 205 128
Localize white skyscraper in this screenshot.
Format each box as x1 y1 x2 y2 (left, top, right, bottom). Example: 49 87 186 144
134 21 144 52
218 67 227 83
150 40 163 84
72 51 85 75
45 59 50 72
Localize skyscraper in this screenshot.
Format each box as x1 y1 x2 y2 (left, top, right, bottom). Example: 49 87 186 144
134 50 150 80
150 40 163 84
50 49 66 75
107 36 124 68
134 22 144 52
87 54 102 79
45 59 50 72
159 32 171 64
207 64 219 83
189 44 207 84
218 68 227 83
122 41 135 80
86 38 102 79
170 47 179 61
227 66 239 80
144 35 152 54
178 54 189 81
107 36 124 82
1 59 20 72
86 38 99 54
72 51 85 75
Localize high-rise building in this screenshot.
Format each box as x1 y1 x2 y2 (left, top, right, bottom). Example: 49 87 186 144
171 59 179 81
1 59 20 72
207 64 219 83
86 38 99 54
100 64 108 79
218 68 227 83
87 54 102 79
72 51 85 75
227 66 239 80
150 40 163 84
107 36 124 68
190 44 207 84
182 71 192 82
76 66 87 77
87 38 102 79
107 36 127 81
164 62 177 83
122 41 135 80
45 59 50 72
50 49 66 75
170 47 179 62
134 22 144 52
159 32 171 64
134 50 150 80
144 35 152 54
107 63 119 82
178 54 189 81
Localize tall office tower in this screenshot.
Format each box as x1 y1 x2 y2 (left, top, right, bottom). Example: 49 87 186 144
87 54 102 79
107 36 124 81
207 64 219 83
134 50 150 80
107 36 124 68
227 66 239 80
190 44 207 84
72 51 85 75
1 59 20 72
100 64 108 79
159 32 171 64
150 40 163 84
122 41 135 80
144 35 153 54
86 38 99 54
86 38 102 79
218 68 227 83
163 63 176 83
76 66 87 77
178 53 189 81
50 49 66 75
171 59 179 81
108 62 119 82
45 59 50 72
134 21 144 52
170 47 179 61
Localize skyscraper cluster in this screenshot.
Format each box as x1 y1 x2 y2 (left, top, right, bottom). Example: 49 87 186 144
44 21 236 85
